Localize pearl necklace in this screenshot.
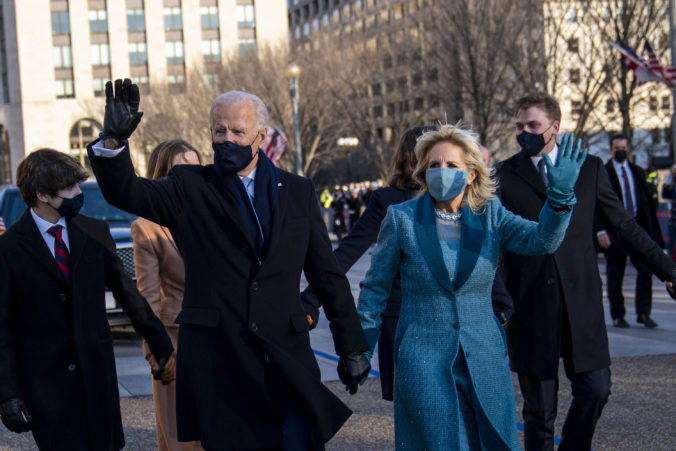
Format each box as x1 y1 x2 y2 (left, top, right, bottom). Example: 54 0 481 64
435 208 462 221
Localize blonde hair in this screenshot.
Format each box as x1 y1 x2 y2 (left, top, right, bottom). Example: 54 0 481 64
412 123 496 212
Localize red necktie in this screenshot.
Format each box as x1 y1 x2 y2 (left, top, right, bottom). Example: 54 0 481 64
47 225 70 282
620 166 636 217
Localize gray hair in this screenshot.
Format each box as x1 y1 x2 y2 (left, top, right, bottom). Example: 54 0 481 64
209 90 270 130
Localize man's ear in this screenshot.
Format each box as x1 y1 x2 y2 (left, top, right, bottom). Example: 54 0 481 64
551 120 560 135
36 192 50 204
258 127 268 150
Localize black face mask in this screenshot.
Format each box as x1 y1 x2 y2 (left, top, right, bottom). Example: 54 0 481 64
517 123 555 157
613 149 628 163
212 134 259 175
54 193 84 219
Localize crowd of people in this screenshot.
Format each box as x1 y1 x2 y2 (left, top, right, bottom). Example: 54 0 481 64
0 79 675 451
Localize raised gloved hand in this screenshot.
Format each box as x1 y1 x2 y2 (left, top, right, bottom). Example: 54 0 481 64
542 133 588 210
0 397 32 433
337 352 371 395
101 78 143 146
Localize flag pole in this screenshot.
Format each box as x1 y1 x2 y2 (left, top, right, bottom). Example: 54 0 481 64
670 0 676 161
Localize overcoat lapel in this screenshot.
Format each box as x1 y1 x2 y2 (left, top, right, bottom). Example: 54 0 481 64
454 203 484 290
15 211 68 284
514 151 547 196
205 168 258 253
66 218 87 273
263 171 287 264
414 192 454 294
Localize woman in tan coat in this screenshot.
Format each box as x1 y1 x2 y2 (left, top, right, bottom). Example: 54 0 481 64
131 140 203 451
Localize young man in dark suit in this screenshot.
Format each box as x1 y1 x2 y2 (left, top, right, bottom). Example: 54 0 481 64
596 133 665 328
0 149 175 450
496 92 676 451
87 79 370 450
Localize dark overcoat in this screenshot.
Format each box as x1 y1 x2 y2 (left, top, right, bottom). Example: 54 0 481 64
0 212 172 450
87 144 368 450
496 151 674 377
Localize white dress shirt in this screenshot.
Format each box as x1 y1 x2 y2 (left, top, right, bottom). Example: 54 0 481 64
30 209 69 258
530 144 559 173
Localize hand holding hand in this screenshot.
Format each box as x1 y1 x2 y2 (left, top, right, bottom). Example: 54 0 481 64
666 269 676 301
0 397 32 433
101 78 143 146
337 352 371 395
542 133 588 209
148 352 176 385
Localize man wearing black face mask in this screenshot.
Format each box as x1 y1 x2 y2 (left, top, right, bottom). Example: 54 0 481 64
0 148 175 450
596 134 665 329
87 79 370 451
496 92 676 451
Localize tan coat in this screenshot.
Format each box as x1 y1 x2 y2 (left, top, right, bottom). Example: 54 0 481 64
132 218 203 451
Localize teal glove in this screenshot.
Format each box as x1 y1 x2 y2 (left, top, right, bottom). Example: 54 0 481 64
542 133 588 209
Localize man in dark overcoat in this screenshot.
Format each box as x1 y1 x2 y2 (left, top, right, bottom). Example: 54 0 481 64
0 149 174 450
496 92 676 451
87 79 370 450
596 133 665 328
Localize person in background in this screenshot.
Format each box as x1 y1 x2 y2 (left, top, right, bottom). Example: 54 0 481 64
661 164 676 256
0 148 174 450
357 124 583 449
596 133 664 329
131 140 203 451
302 126 432 401
332 185 347 241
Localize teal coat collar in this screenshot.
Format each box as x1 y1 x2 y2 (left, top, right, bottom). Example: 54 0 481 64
414 192 485 293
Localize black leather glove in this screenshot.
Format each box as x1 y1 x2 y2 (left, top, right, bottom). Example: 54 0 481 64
0 397 32 433
152 356 170 386
337 352 371 395
101 78 143 145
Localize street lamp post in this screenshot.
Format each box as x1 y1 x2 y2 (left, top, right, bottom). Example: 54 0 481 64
285 63 302 176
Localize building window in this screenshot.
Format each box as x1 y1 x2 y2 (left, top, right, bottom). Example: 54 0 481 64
131 75 149 93
565 8 577 23
354 0 363 13
412 72 422 87
294 27 300 39
331 10 340 24
167 74 185 92
567 38 578 52
128 42 147 65
312 18 319 30
52 11 70 35
386 103 395 116
662 95 671 110
303 22 310 35
371 82 381 96
203 73 220 89
373 105 383 118
393 4 403 20
166 41 184 64
649 96 658 111
202 39 221 62
201 6 219 29
606 98 615 113
93 78 106 97
569 68 580 84
571 100 582 116
651 128 662 144
237 5 255 28
91 43 110 66
55 79 74 98
88 9 108 33
414 97 424 110
427 68 438 82
379 9 389 24
127 8 146 31
53 45 73 68
238 38 256 58
164 7 182 30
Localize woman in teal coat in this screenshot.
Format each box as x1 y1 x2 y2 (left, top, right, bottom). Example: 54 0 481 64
357 124 586 450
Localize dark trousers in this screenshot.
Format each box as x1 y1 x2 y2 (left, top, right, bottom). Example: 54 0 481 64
377 315 398 402
606 251 652 319
518 367 610 451
261 365 325 451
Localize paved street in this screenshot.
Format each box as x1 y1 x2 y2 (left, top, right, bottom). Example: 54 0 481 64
1 251 675 450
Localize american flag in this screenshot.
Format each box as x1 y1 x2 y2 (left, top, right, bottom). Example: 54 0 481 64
263 126 287 167
609 40 675 87
0 216 5 234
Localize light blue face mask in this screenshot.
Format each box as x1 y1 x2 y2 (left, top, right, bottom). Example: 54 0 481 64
426 167 468 201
